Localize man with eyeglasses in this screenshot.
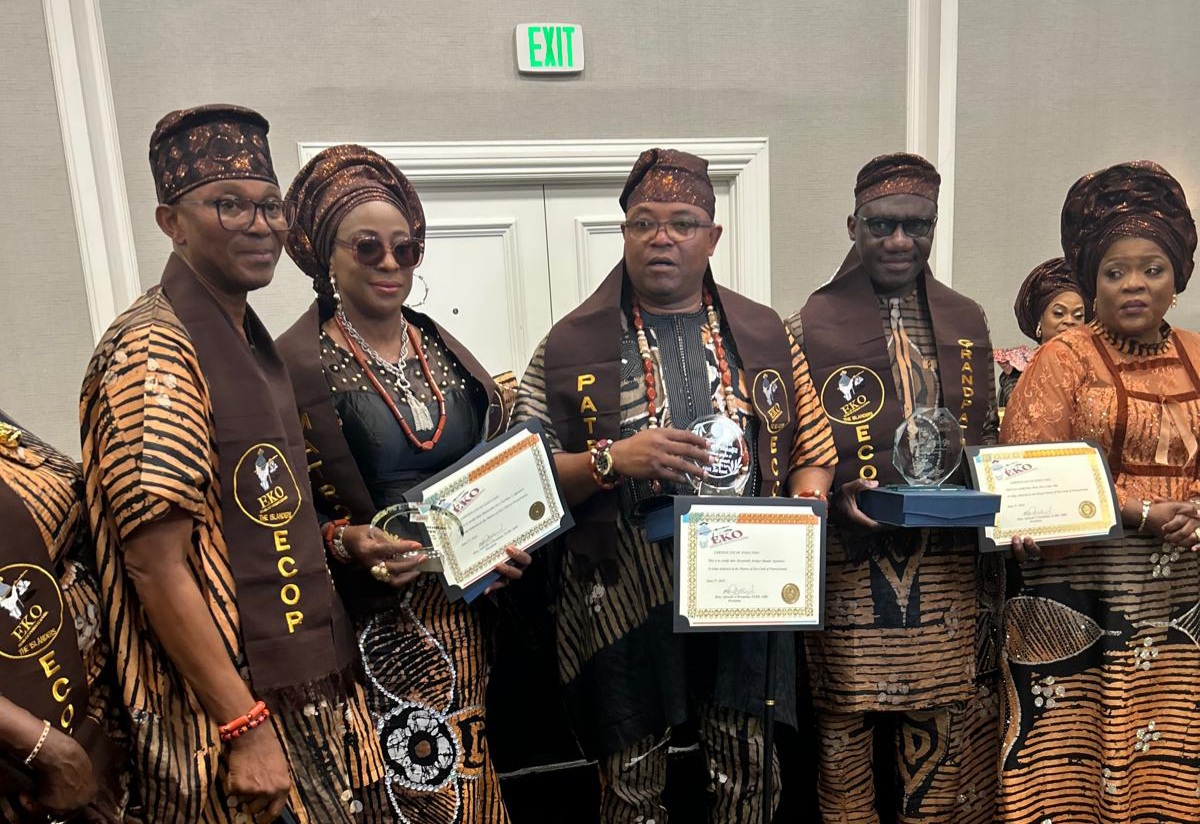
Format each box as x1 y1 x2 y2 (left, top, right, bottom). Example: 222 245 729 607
79 105 380 823
513 148 836 823
786 153 1002 823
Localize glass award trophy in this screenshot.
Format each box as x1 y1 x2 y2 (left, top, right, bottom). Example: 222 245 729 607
858 406 1001 527
893 406 964 487
370 502 465 572
686 414 752 496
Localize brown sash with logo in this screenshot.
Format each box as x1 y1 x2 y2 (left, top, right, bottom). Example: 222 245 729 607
161 255 355 706
275 301 509 613
0 475 94 792
800 249 991 490
544 262 797 579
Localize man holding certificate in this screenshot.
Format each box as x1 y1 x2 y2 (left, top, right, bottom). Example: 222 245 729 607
787 153 1003 824
513 148 835 824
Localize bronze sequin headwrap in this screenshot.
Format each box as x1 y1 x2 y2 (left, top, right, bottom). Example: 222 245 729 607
148 104 276 204
1013 257 1087 342
619 148 716 218
854 152 941 210
1061 160 1197 302
285 144 425 306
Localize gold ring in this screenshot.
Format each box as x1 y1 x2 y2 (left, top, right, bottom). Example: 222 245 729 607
1193 527 1200 542
370 561 390 582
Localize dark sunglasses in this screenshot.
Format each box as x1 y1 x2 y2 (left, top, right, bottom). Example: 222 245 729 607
333 235 424 268
858 216 937 239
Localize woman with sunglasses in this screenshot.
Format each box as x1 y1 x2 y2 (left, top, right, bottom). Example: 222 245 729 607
993 257 1089 408
277 145 527 823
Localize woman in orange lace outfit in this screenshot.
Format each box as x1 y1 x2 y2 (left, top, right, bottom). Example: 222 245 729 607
998 161 1200 823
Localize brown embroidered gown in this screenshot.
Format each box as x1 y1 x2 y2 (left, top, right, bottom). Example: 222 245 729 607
999 321 1200 823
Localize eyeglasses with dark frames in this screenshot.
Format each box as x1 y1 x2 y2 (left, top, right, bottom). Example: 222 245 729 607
621 218 715 243
175 196 297 231
856 215 937 239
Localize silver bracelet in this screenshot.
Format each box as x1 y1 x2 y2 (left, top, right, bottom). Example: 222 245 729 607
1138 499 1152 533
23 719 51 766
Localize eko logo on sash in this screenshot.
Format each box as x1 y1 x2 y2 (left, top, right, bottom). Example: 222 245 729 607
0 563 65 660
819 365 885 425
234 444 303 527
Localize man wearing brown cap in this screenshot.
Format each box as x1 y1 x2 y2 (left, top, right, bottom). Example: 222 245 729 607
787 153 1002 823
79 105 381 823
513 149 836 822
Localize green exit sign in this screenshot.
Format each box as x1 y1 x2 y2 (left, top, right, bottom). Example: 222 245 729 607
516 24 584 74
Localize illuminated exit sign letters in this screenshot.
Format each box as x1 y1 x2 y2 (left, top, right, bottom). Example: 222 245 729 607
516 24 584 74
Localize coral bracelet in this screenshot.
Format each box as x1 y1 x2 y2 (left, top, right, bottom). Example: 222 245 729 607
219 701 270 742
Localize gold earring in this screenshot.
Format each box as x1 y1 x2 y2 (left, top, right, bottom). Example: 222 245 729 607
330 270 341 305
1035 321 1043 340
1172 293 1179 309
1093 298 1098 314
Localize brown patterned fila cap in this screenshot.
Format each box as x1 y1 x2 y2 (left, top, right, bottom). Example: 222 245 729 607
854 152 940 210
149 103 277 204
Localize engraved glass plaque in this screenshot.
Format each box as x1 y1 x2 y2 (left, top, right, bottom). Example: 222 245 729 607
370 502 465 572
892 406 964 488
686 414 751 496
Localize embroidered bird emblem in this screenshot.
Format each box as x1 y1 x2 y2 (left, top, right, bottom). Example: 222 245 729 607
838 370 864 402
254 449 280 492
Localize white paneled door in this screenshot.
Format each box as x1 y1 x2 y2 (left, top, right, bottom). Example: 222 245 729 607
416 185 551 377
416 180 737 378
543 181 734 318
297 139 772 379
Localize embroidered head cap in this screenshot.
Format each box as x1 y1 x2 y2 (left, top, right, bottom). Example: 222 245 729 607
620 148 716 218
149 104 276 204
854 153 940 210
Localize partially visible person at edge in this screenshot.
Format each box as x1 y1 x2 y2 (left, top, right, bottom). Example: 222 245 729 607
786 153 1004 823
79 105 384 823
993 257 1088 408
0 412 128 823
998 161 1200 823
276 144 530 823
512 148 837 823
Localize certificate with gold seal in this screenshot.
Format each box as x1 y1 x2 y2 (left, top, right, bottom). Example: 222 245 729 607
965 440 1122 552
672 496 827 632
393 419 573 601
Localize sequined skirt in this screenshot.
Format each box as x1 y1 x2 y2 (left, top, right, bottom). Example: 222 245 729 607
356 580 510 824
999 535 1200 823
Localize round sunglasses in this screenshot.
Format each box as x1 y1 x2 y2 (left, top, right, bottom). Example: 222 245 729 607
333 235 424 269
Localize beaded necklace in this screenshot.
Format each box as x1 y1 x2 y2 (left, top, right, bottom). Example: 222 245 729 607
335 311 448 451
630 289 739 427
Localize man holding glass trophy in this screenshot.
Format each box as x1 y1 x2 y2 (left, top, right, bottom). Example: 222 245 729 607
513 148 836 824
787 154 1005 824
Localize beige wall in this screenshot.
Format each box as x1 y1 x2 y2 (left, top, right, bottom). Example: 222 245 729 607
98 0 908 334
955 0 1200 349
11 0 1200 459
0 2 95 455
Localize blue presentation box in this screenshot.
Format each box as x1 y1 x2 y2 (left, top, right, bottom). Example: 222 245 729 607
857 485 1001 528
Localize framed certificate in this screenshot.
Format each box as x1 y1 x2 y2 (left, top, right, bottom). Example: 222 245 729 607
401 419 573 601
965 440 1122 552
672 496 827 633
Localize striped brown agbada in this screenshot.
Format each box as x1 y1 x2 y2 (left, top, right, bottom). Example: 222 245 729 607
787 294 1003 823
0 422 127 822
513 312 834 751
80 289 383 823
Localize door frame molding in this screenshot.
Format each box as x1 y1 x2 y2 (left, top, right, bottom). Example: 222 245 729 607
298 138 772 305
43 0 141 341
